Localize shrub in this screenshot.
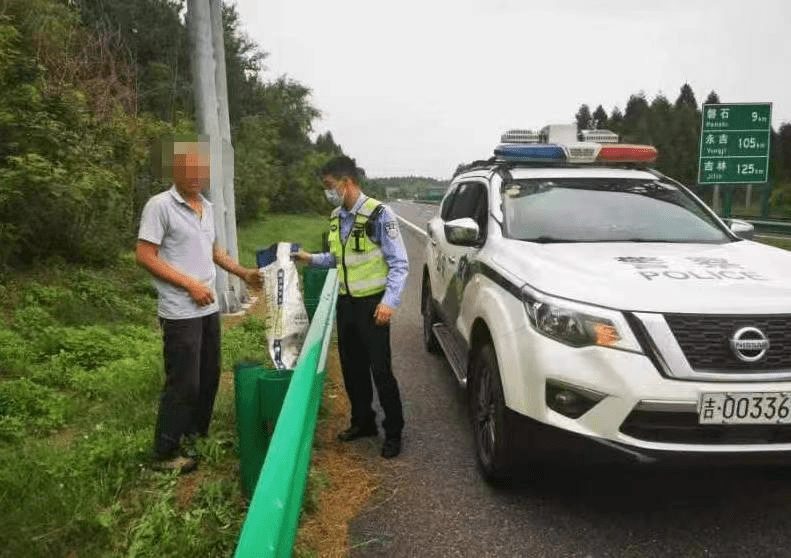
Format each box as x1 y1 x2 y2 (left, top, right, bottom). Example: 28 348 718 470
0 377 67 438
0 327 34 376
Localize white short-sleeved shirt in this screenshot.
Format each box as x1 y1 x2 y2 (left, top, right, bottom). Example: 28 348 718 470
138 186 219 319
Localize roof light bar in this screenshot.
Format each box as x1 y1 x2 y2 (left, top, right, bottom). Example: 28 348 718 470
494 144 566 162
580 129 619 143
501 129 540 144
494 124 659 165
563 143 601 163
597 144 658 163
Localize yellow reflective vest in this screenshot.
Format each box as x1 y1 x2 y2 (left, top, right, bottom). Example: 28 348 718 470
328 197 389 297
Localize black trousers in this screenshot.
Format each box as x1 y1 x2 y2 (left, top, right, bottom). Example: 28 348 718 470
336 293 404 439
154 312 221 458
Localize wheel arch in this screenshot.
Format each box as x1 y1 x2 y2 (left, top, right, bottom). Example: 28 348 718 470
421 265 431 307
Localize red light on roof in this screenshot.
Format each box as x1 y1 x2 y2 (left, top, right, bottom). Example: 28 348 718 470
597 144 658 163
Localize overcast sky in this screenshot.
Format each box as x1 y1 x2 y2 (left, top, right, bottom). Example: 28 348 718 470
232 0 790 179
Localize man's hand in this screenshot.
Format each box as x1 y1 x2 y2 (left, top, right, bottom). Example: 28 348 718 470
374 303 395 326
291 250 312 264
242 268 264 290
186 280 215 306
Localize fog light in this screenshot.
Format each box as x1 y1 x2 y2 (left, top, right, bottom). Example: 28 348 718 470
546 380 606 419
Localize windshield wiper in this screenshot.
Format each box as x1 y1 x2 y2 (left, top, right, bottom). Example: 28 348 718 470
522 236 583 243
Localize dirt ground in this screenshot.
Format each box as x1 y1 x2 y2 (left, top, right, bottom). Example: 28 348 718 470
292 348 377 557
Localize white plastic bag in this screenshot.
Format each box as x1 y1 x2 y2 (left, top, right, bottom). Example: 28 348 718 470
258 242 309 369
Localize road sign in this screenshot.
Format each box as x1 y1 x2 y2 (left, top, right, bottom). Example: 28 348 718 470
698 103 772 184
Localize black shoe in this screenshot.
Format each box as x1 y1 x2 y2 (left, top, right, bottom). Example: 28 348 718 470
337 424 378 442
381 437 401 458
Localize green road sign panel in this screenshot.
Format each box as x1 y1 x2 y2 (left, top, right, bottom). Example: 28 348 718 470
698 103 772 184
699 156 768 183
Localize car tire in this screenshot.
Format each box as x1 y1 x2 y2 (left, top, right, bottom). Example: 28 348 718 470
469 343 514 484
422 277 441 354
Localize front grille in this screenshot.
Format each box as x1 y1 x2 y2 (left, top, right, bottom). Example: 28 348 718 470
621 410 791 445
664 314 791 371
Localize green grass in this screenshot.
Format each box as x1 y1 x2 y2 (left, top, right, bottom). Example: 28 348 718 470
236 213 328 268
755 236 791 251
0 213 329 557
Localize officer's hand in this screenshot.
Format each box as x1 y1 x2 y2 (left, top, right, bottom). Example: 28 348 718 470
291 250 311 264
186 280 214 306
242 268 263 290
374 303 394 326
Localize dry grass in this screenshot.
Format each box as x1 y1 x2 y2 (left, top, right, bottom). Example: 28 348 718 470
293 347 381 557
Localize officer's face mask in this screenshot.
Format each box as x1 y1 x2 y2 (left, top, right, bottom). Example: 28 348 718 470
322 176 346 207
324 187 343 206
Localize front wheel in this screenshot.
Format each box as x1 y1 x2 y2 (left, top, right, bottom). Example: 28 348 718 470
422 278 440 354
469 343 513 484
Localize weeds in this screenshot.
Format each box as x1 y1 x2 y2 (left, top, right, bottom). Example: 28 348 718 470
0 214 330 557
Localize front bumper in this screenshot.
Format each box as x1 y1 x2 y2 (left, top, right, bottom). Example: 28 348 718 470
507 408 791 467
498 324 791 462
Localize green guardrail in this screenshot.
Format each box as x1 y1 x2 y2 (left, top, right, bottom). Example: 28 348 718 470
234 267 339 558
746 219 791 236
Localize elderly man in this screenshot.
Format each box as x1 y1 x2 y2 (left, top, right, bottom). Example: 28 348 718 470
136 139 261 473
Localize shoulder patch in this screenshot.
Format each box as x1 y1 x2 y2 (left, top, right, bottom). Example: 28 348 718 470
384 220 399 239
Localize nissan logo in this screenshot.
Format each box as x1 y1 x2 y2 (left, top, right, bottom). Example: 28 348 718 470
730 327 770 363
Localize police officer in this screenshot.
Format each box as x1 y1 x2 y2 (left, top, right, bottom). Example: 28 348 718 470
293 156 408 458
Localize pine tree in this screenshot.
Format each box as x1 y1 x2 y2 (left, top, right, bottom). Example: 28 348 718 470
592 105 608 129
704 91 721 105
608 106 624 134
575 104 592 131
675 83 698 110
622 93 650 142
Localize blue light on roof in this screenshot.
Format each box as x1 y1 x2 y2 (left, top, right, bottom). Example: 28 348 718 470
494 144 566 162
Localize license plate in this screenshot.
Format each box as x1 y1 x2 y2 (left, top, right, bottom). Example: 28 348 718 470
698 392 791 424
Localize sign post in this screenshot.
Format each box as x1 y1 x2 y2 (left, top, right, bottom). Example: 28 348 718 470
698 103 772 217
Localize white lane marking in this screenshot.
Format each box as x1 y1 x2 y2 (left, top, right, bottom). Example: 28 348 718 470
397 215 427 237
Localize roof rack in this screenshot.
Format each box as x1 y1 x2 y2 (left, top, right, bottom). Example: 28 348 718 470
452 157 498 178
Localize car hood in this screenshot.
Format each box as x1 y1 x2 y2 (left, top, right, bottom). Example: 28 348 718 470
489 239 791 313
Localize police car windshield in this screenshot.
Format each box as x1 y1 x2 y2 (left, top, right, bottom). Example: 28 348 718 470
502 178 730 243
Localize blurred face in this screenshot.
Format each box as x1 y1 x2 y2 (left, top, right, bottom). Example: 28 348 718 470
172 142 209 198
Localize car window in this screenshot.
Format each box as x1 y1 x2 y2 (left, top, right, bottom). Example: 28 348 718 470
440 184 459 221
502 178 730 243
446 182 487 224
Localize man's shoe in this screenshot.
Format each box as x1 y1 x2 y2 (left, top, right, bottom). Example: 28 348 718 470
337 424 378 442
381 437 401 458
150 454 198 474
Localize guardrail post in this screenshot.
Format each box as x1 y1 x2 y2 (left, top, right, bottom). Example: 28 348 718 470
234 364 293 497
761 183 772 218
723 185 734 218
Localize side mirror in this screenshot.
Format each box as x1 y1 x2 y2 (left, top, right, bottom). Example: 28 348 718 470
444 218 480 245
726 218 755 240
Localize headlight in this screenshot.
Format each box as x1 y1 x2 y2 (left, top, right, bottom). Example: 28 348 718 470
521 285 642 353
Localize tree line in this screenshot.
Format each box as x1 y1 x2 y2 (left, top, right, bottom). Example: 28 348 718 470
574 84 791 196
0 0 342 270
2 2 790 272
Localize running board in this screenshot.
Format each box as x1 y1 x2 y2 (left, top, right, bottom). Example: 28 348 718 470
432 323 468 387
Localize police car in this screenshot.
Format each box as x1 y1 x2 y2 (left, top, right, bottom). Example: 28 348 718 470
421 124 791 483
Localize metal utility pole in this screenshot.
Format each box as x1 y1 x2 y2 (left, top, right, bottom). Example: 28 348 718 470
187 0 244 312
